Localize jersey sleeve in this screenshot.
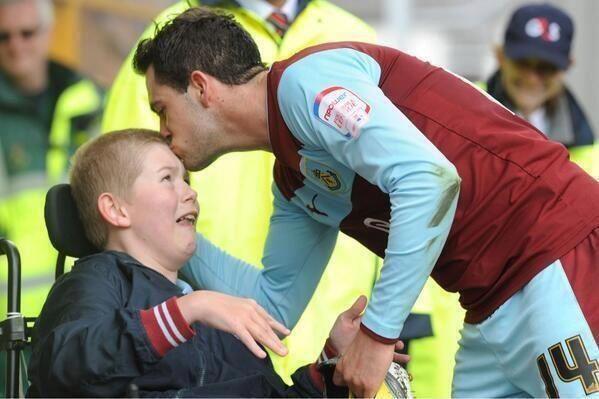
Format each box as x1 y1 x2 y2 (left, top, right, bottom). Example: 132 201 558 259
181 185 338 329
277 48 461 340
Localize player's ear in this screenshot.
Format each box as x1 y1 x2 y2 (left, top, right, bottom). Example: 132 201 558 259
189 70 211 108
97 193 131 228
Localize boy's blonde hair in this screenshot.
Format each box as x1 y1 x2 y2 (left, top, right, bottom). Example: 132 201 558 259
70 129 167 249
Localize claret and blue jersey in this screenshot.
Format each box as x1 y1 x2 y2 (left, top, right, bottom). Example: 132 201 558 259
267 45 460 341
264 42 599 341
182 42 599 344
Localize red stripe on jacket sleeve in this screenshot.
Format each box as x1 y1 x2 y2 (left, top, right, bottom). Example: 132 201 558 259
308 363 325 393
308 337 340 393
139 296 195 357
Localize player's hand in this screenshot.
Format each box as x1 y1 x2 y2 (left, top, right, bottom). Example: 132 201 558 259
333 328 395 398
178 291 290 358
392 340 411 364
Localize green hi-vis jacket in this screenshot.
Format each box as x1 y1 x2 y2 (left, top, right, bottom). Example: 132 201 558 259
101 1 463 397
0 62 103 329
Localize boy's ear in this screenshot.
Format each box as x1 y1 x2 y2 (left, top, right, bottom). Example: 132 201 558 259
97 193 131 228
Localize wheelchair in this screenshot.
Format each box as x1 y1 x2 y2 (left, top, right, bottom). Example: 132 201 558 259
1 184 416 398
0 184 98 398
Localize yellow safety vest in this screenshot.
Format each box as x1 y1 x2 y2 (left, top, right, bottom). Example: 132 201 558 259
570 144 598 179
0 79 102 319
103 2 461 396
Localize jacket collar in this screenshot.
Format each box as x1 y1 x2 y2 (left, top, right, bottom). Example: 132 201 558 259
486 69 594 147
198 0 311 18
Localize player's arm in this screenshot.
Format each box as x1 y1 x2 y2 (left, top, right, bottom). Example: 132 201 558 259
279 48 460 341
276 51 460 396
278 49 460 396
180 184 338 329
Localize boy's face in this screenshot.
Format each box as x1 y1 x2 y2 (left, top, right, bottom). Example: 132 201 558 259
125 143 199 269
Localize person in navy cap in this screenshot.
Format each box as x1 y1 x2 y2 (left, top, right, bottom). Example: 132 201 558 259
485 2 595 153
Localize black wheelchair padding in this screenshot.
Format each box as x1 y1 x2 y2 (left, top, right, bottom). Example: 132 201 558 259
44 184 99 258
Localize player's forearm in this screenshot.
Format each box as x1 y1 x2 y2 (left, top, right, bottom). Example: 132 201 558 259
180 233 325 329
180 233 263 297
362 169 460 340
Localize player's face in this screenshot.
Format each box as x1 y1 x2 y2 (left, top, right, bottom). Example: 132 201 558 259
501 56 566 114
146 66 225 172
0 0 51 83
125 143 199 270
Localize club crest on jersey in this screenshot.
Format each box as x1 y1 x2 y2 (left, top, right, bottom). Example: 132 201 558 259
313 86 371 139
300 158 348 193
312 169 341 191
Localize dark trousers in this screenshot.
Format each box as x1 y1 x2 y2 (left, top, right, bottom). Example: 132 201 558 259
136 327 321 398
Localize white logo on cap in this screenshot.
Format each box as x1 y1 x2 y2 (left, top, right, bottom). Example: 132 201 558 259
525 18 561 42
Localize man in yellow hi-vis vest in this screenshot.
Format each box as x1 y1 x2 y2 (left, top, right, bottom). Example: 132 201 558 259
0 0 104 392
103 2 463 396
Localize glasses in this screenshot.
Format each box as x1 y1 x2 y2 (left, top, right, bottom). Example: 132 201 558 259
512 59 561 76
0 26 41 44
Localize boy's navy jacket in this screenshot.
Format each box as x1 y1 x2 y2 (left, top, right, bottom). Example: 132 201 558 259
27 251 320 397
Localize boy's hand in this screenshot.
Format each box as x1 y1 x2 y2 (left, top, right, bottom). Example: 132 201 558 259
328 295 367 354
328 296 410 364
178 291 290 358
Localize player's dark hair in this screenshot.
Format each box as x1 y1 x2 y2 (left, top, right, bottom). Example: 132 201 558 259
133 7 267 92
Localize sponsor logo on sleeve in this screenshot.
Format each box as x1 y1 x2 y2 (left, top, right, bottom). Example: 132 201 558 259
313 86 371 139
363 217 390 234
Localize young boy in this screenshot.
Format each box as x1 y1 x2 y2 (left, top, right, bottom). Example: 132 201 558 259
27 129 407 397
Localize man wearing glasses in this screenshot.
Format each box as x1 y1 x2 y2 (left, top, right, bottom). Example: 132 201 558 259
0 0 103 391
485 3 596 175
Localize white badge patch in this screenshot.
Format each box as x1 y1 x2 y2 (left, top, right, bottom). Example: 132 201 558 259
313 86 371 139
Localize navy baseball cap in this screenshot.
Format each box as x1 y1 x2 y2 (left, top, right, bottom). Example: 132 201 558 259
504 3 574 70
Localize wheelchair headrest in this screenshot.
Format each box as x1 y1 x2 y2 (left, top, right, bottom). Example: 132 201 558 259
45 184 99 258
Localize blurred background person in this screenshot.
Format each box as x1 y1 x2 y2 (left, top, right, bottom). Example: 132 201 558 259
0 0 103 391
484 2 596 174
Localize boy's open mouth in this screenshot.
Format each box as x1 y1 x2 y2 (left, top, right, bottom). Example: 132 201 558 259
176 212 197 226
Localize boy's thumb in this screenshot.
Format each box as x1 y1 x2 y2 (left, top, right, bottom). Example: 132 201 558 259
347 295 367 319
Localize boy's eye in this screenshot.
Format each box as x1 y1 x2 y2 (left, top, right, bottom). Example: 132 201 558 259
162 174 172 182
